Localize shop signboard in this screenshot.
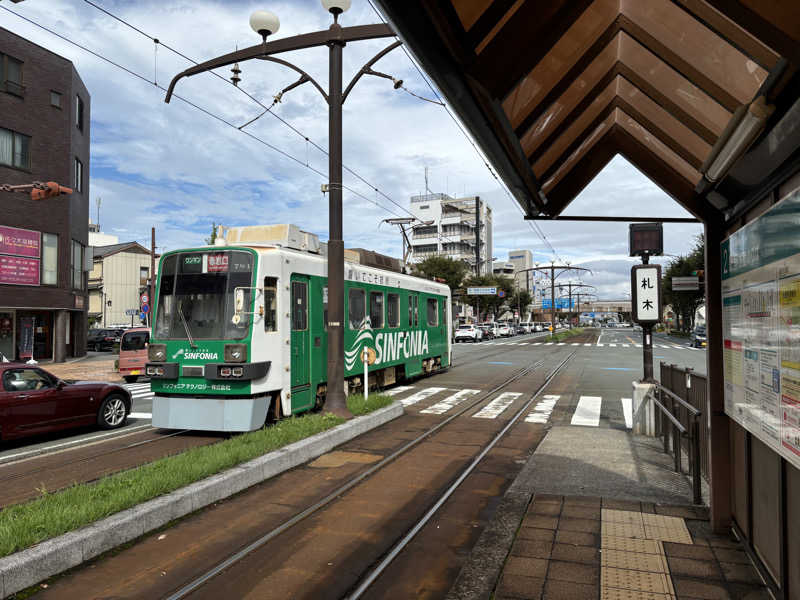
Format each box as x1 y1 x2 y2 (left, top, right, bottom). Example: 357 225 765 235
0 256 40 286
0 225 40 258
721 185 800 470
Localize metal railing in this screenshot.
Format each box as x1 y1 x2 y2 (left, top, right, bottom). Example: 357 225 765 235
647 376 703 505
661 363 710 478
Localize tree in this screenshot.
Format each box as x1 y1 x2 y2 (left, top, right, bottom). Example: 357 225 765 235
508 289 533 319
661 235 705 332
414 255 470 291
463 274 515 321
205 223 218 246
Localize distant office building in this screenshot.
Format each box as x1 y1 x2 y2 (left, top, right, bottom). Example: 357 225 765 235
0 27 91 361
408 193 493 274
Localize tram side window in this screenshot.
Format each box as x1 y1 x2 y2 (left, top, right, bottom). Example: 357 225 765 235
410 295 418 326
370 292 384 329
349 288 365 329
427 298 438 326
263 277 277 332
292 281 307 331
387 293 399 327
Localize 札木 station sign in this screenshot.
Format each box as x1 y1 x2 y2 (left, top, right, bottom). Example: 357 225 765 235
0 225 41 286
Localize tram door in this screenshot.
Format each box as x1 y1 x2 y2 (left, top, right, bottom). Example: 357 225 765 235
290 275 312 412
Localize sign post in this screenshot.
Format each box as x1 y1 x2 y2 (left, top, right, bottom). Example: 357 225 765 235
631 264 662 381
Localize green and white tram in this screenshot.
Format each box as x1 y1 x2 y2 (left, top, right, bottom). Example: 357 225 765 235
146 225 452 431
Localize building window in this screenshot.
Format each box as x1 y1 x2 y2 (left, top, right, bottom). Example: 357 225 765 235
76 95 84 131
0 127 31 169
50 91 62 108
74 158 83 193
72 240 84 290
140 266 149 286
1 54 24 96
42 233 58 285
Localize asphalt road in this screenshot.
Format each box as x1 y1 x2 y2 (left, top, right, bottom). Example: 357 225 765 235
29 327 712 599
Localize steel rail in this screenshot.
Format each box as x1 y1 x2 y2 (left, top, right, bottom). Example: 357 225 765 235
0 428 195 485
346 352 575 599
164 352 565 600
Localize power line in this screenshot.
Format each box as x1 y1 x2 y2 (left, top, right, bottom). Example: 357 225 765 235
74 0 463 250
0 4 408 221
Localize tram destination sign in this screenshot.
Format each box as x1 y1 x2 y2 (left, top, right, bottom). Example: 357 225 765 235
467 287 497 296
631 264 661 324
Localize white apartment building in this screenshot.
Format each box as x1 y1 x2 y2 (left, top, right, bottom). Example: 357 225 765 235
88 242 156 327
408 193 493 274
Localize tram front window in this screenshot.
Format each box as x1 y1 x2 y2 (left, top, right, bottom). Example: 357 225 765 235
155 251 253 341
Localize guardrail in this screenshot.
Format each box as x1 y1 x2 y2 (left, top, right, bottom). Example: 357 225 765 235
646 376 703 505
661 363 709 478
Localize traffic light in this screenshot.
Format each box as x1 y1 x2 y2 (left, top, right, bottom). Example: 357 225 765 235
30 182 73 200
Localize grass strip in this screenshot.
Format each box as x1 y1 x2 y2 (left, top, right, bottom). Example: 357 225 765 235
0 393 393 558
549 327 584 342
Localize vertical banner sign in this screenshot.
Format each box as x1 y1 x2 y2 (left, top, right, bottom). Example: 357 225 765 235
18 317 34 360
631 265 662 323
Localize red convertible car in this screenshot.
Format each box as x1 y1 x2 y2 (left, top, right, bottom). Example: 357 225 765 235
0 363 131 441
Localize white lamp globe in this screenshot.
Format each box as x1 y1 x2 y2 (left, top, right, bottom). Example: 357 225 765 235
250 10 280 38
321 0 351 14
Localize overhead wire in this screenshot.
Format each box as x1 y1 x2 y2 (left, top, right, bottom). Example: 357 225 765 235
75 0 464 251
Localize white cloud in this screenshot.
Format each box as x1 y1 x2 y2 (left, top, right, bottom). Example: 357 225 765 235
3 1 703 297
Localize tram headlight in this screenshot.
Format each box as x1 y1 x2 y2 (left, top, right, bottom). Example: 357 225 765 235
148 344 167 362
232 367 243 377
220 367 232 377
224 344 247 362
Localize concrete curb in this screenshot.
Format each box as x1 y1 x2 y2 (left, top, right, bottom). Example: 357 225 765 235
0 402 403 599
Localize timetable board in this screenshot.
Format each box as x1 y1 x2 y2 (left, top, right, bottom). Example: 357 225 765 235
721 184 800 470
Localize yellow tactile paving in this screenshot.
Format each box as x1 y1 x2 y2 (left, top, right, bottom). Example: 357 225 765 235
641 513 685 529
643 524 693 545
600 587 675 600
603 520 647 539
602 509 646 525
601 567 673 594
601 535 664 555
601 549 669 573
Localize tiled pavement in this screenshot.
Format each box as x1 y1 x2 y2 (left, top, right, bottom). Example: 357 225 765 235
493 495 768 600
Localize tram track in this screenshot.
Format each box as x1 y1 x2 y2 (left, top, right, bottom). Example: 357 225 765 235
164 351 574 600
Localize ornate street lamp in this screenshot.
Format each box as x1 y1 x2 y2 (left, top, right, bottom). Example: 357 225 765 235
165 4 399 418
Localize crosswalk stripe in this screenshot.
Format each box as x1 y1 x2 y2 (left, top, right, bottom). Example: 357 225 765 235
557 343 566 346
571 396 602 427
571 343 580 346
671 345 683 349
596 343 604 347
473 392 522 419
421 389 480 414
621 398 633 429
584 343 591 347
609 343 617 347
636 344 642 348
525 394 558 424
383 386 413 397
401 387 448 406
622 344 630 348
129 412 152 419
533 343 542 346
544 343 553 346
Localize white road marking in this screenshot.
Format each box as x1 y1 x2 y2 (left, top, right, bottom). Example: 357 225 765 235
584 343 592 347
473 392 522 419
609 343 617 347
525 394 558 424
596 343 604 347
421 389 480 414
557 343 566 346
571 343 580 346
571 396 602 427
129 412 153 419
383 386 413 397
544 343 553 346
622 344 630 348
636 344 643 348
401 387 449 406
621 398 633 429
533 343 542 346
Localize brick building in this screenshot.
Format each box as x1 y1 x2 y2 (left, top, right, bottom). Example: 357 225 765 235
0 27 91 361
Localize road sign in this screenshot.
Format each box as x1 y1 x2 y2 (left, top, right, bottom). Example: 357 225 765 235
140 293 149 305
467 287 497 295
631 264 661 323
125 309 138 316
140 312 147 321
671 276 699 291
498 290 505 298
141 304 150 314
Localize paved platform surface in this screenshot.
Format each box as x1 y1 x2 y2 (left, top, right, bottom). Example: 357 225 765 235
449 425 771 599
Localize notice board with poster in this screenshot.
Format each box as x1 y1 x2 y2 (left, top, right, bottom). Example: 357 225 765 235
721 186 800 469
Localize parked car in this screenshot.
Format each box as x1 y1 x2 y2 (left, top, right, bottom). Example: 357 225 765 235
455 324 483 343
498 323 512 337
483 323 500 338
690 326 707 348
118 327 150 383
0 363 131 441
515 324 526 335
87 328 124 352
478 325 493 340
533 323 543 332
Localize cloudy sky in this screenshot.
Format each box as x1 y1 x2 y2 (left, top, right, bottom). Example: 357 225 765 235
3 0 702 297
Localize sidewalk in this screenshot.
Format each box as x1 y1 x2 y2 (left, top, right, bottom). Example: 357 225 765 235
448 426 770 599
40 357 123 383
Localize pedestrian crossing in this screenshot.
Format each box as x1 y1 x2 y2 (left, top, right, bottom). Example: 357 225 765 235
387 385 634 429
124 382 154 420
477 341 695 350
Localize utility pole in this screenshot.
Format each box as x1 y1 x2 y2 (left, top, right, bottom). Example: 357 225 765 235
474 196 481 275
150 227 156 328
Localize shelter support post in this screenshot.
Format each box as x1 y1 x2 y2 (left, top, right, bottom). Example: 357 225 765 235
705 221 731 532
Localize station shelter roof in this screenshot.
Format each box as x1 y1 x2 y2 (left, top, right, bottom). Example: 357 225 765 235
375 0 800 225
